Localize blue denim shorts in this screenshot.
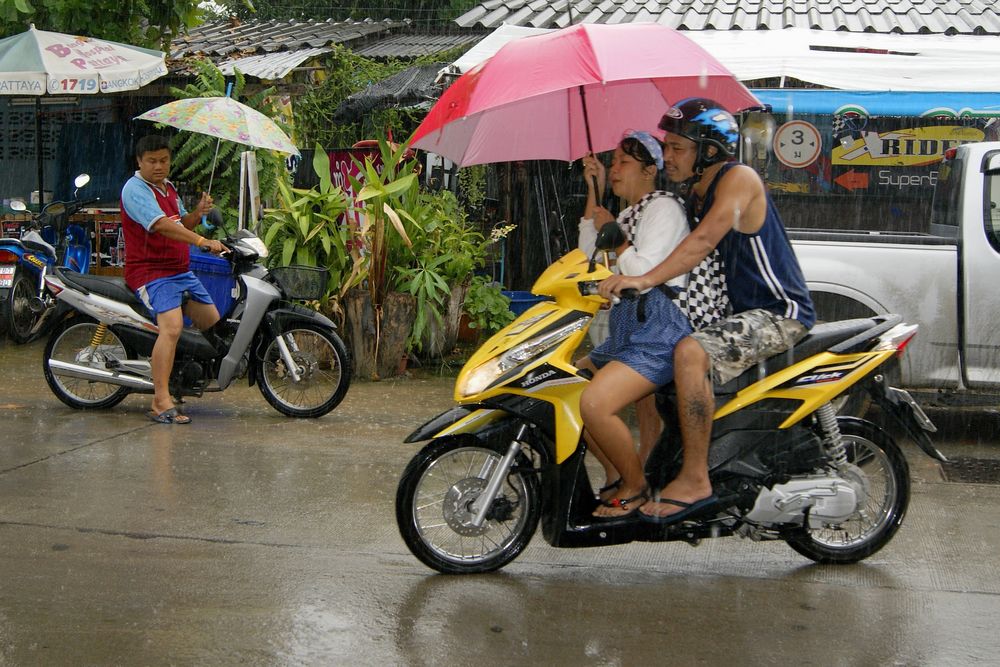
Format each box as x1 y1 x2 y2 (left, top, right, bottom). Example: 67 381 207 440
136 271 214 317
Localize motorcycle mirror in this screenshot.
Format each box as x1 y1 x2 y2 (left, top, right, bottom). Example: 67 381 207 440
9 199 26 212
74 173 90 189
595 222 626 251
206 208 224 229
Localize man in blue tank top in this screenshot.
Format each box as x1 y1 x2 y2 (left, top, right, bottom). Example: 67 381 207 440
599 98 815 524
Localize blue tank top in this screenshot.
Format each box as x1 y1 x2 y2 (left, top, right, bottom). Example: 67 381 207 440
693 163 815 328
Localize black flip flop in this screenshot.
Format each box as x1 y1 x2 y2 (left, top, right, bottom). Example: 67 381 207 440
148 407 191 425
639 495 718 525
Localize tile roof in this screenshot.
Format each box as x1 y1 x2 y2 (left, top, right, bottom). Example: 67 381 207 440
351 32 486 58
455 0 1000 35
170 18 402 59
217 47 332 81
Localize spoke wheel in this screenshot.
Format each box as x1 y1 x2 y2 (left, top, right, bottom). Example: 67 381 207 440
396 437 541 574
43 317 132 409
785 418 910 564
255 323 351 418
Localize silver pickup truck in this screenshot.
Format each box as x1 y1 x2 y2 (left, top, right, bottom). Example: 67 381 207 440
789 141 1000 403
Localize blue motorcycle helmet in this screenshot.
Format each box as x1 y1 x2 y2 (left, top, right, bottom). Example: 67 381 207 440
658 98 740 174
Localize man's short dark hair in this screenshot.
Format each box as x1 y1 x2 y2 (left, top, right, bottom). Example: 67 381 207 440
135 134 171 160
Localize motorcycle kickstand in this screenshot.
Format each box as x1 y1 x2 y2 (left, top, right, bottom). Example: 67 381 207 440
469 423 529 528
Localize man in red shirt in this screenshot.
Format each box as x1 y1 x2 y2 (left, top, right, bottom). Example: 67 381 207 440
121 135 226 424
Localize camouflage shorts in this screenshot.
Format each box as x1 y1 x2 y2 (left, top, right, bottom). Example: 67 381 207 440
690 309 808 385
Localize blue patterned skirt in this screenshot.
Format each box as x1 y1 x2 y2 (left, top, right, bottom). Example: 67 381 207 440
589 287 692 387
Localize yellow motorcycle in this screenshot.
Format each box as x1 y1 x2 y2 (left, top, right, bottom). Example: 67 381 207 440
395 235 943 574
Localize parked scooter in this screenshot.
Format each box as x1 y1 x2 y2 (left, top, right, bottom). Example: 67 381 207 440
1 174 93 343
395 225 944 574
40 227 351 418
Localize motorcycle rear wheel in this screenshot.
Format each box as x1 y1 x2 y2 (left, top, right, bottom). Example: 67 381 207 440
785 418 910 564
396 437 541 574
3 270 41 344
43 316 132 410
255 323 351 418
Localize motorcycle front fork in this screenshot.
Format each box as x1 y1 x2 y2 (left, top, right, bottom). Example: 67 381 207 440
469 423 530 528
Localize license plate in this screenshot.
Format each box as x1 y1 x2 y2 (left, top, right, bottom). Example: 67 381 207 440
0 264 14 289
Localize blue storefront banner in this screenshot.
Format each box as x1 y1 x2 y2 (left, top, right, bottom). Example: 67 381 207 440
751 89 1000 118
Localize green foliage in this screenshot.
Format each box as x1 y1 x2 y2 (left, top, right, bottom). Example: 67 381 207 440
163 59 291 238
395 255 450 352
261 144 355 300
463 275 514 336
0 0 204 50
406 189 492 287
292 45 405 149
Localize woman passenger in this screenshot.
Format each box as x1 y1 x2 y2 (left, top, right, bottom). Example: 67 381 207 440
576 131 693 518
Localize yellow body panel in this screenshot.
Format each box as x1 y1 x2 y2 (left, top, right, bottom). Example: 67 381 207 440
714 350 898 427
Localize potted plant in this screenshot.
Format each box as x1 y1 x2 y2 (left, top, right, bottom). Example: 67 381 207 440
342 138 421 380
260 145 356 322
461 274 515 342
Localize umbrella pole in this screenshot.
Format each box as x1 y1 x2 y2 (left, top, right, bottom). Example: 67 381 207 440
35 98 44 206
203 137 222 228
577 86 600 195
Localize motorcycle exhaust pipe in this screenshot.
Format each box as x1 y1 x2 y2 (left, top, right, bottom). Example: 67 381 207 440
47 359 154 390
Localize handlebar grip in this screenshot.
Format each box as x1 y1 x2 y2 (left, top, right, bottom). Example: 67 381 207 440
619 288 640 300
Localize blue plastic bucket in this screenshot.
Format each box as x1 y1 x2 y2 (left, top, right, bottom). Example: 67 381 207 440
189 247 236 317
502 290 550 316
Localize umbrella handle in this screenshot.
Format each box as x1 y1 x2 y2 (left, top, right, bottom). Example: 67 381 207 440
202 137 222 228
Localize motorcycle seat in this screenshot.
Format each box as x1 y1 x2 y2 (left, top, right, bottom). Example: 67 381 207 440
716 317 882 394
57 269 143 308
20 234 57 258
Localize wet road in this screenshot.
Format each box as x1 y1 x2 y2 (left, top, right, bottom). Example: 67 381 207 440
2 337 1000 665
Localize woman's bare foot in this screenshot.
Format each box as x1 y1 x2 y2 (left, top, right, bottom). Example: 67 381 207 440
593 484 648 518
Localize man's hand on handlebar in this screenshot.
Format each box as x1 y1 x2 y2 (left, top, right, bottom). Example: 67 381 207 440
598 273 647 300
201 238 228 255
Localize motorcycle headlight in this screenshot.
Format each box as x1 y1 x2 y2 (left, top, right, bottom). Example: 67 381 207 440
457 316 589 397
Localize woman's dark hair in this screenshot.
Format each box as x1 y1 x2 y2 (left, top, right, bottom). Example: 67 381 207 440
619 136 660 169
135 134 171 160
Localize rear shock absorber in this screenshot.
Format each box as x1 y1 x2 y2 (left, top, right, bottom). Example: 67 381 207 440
88 322 109 348
815 403 848 468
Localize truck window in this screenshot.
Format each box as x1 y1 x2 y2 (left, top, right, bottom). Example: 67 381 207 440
929 154 963 237
987 170 1000 254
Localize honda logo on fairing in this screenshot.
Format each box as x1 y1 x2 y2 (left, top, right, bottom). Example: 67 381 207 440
520 369 557 388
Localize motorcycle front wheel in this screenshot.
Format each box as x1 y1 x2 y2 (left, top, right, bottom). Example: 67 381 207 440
3 270 41 344
255 322 351 418
785 418 910 564
396 437 541 574
43 316 133 409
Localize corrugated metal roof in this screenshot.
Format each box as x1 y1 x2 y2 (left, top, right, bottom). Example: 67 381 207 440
455 0 1000 35
171 18 401 59
217 47 331 81
352 32 486 58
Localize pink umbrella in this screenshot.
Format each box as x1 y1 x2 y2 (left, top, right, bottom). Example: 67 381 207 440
411 23 761 166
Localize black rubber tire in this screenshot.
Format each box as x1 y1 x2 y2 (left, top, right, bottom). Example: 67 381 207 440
43 316 132 410
4 270 40 344
255 322 351 418
785 418 910 564
396 436 541 574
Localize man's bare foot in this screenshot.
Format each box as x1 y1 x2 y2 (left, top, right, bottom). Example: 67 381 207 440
593 485 648 518
640 478 713 519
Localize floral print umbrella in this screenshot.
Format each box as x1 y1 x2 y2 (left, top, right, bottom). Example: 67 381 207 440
136 96 299 155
